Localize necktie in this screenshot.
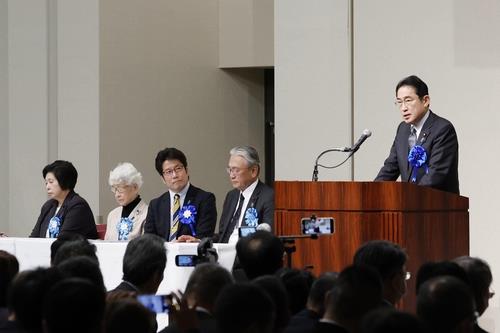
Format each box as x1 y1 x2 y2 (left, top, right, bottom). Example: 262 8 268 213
169 194 180 241
408 125 417 148
221 193 245 243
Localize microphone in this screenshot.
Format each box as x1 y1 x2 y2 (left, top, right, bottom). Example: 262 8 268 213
256 223 272 232
349 129 372 153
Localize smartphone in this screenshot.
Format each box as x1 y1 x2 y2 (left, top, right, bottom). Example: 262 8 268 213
175 254 198 267
137 294 170 314
238 226 257 237
301 217 334 235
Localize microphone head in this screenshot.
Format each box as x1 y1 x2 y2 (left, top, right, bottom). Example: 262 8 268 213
363 129 372 137
256 223 272 232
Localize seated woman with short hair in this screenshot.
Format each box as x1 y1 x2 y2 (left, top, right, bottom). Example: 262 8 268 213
105 162 148 241
30 160 98 239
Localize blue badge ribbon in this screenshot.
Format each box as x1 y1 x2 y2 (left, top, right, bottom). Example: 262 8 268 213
179 205 197 236
408 145 429 182
48 216 61 238
244 208 259 227
117 217 134 241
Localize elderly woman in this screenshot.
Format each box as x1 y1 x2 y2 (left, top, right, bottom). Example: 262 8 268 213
105 162 148 241
30 160 98 239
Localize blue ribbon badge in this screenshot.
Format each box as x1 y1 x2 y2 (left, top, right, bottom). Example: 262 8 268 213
179 205 197 236
48 216 61 238
408 145 429 183
244 208 259 227
117 217 134 241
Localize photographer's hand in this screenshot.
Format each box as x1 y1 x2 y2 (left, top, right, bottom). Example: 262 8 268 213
168 290 200 333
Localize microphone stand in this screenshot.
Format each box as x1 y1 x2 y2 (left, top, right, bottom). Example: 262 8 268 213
312 147 352 181
278 234 319 268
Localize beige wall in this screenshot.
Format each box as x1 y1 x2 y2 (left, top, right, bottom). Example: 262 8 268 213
99 0 266 227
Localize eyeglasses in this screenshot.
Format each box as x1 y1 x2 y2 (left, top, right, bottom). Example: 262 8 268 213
394 98 418 109
111 185 131 194
404 271 411 281
162 165 184 177
226 166 251 175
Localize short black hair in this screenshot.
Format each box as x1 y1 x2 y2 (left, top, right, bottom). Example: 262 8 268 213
57 256 106 292
122 234 166 286
42 160 78 191
52 239 98 266
50 233 86 265
353 240 407 280
236 231 284 280
0 250 19 307
361 308 424 333
8 267 63 332
277 267 315 315
253 275 291 332
105 298 156 333
184 263 233 307
327 265 383 322
395 75 429 99
417 276 476 333
307 272 338 314
415 261 469 294
154 147 188 176
43 278 105 333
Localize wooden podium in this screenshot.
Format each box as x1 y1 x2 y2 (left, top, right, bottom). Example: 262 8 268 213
274 181 469 311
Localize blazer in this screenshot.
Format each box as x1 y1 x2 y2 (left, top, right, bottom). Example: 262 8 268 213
30 191 98 239
216 180 274 243
105 200 148 241
375 111 460 194
159 310 216 333
313 322 349 333
143 184 217 240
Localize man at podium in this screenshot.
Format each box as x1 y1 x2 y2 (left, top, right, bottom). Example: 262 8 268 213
375 75 460 194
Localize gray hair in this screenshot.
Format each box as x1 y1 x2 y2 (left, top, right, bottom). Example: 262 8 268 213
229 146 260 168
108 162 143 188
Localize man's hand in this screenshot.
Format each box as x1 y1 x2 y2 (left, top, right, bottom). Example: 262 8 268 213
176 235 201 243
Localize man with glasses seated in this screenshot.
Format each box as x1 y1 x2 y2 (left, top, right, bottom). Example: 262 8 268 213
375 75 460 194
144 147 217 241
214 146 274 244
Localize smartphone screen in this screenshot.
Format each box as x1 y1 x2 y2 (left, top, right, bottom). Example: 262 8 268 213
238 226 257 237
175 254 198 267
301 217 334 235
137 295 169 314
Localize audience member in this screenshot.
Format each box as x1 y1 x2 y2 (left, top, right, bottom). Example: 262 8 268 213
254 275 291 333
112 234 166 294
161 263 233 333
315 265 383 333
285 272 337 333
235 230 284 280
214 283 275 333
361 308 424 333
415 260 469 294
454 256 493 333
49 232 85 265
417 276 476 333
353 240 408 306
105 298 156 333
278 268 316 315
51 238 99 266
43 278 105 333
7 267 62 333
57 256 106 292
0 251 18 325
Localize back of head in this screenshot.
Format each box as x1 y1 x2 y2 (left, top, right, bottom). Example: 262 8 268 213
50 232 85 264
8 267 62 332
353 240 407 281
0 250 19 308
215 283 275 333
453 256 492 315
44 278 105 333
253 275 290 333
184 263 233 311
307 272 338 316
52 238 98 266
417 276 476 333
236 230 284 280
277 268 315 315
415 261 469 294
105 298 156 333
326 265 383 323
57 256 106 292
361 308 424 333
122 234 166 293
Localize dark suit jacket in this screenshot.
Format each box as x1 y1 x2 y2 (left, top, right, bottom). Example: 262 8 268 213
313 321 349 333
144 184 217 240
160 310 216 333
375 111 460 194
284 309 321 333
216 180 274 243
30 191 98 239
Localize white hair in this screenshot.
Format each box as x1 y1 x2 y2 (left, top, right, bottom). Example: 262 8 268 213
108 162 143 188
229 146 260 167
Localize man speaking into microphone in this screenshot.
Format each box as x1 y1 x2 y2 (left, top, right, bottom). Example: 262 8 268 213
375 75 460 194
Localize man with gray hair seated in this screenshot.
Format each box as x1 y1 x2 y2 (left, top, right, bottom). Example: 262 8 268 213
214 146 274 244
